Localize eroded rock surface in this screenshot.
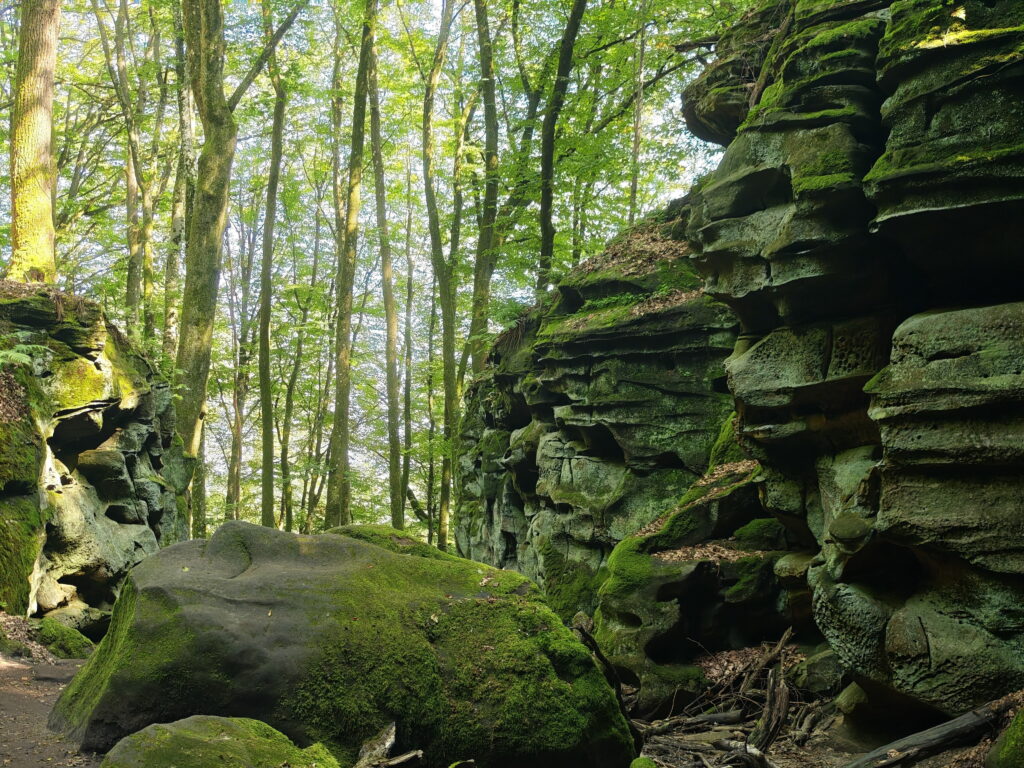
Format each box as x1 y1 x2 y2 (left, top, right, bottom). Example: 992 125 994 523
455 209 738 620
684 0 1024 716
0 283 190 636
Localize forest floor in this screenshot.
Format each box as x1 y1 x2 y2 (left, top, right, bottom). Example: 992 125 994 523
0 615 100 768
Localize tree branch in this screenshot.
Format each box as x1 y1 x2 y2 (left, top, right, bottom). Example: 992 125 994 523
227 0 309 111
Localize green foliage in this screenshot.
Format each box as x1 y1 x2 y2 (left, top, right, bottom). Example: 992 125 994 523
0 344 49 370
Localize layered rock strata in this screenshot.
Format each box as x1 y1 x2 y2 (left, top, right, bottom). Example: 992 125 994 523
455 210 739 620
684 0 1024 716
0 283 190 636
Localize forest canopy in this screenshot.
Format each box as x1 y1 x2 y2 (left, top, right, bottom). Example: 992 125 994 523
0 0 749 544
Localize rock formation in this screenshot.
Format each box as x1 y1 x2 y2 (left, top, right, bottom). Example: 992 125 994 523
684 0 1024 718
100 716 342 768
459 0 1024 723
51 521 635 768
455 208 739 620
0 282 191 636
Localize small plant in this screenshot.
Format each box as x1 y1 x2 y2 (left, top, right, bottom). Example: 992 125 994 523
0 344 49 370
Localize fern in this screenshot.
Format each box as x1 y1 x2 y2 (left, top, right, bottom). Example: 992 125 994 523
0 344 49 370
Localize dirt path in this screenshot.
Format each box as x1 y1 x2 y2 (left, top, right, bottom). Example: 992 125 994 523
0 655 100 768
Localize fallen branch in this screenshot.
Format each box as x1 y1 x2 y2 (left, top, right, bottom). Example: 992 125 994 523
638 709 745 736
714 739 782 768
843 697 1015 768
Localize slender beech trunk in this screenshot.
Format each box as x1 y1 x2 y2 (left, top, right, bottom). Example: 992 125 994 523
536 0 589 296
280 210 319 532
422 0 458 550
325 0 377 528
258 1 287 528
425 277 438 546
368 47 403 529
468 0 500 375
8 0 61 283
176 0 238 461
400 158 414 515
165 0 194 364
628 2 647 226
191 432 207 538
175 0 304 462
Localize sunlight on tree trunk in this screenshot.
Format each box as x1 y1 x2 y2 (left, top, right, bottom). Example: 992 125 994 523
8 0 60 284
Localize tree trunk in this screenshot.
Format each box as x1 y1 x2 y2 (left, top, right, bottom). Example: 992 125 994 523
176 0 238 461
421 0 458 550
468 0 499 375
191 431 208 538
165 0 194 365
536 0 588 296
400 159 414 519
368 46 404 530
258 0 287 528
175 0 302 461
325 0 376 528
8 0 61 283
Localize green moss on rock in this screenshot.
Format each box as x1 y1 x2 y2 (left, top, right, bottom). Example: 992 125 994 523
100 715 341 768
31 617 95 659
537 537 607 621
988 710 1024 768
0 495 46 614
52 522 633 768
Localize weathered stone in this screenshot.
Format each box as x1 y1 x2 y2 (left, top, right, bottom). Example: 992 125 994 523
0 282 192 622
51 522 634 768
456 211 737 621
681 0 1024 720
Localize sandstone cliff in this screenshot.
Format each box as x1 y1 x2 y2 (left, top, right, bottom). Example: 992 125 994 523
0 282 191 636
459 0 1024 722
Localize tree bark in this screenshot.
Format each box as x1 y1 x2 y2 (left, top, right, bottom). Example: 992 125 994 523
536 0 588 296
176 0 238 461
325 0 376 528
7 0 61 283
369 46 404 530
175 0 302 462
468 0 499 375
258 0 287 528
421 0 458 550
165 0 194 364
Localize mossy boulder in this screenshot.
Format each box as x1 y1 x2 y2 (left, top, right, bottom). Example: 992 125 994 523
100 715 341 768
988 710 1024 768
51 521 634 768
31 616 94 658
0 282 193 625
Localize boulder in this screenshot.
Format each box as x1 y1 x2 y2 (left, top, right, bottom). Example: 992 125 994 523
50 521 634 768
100 716 341 768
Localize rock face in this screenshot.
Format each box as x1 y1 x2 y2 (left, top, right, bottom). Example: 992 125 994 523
684 0 1024 717
0 283 190 635
50 522 634 768
455 209 738 620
